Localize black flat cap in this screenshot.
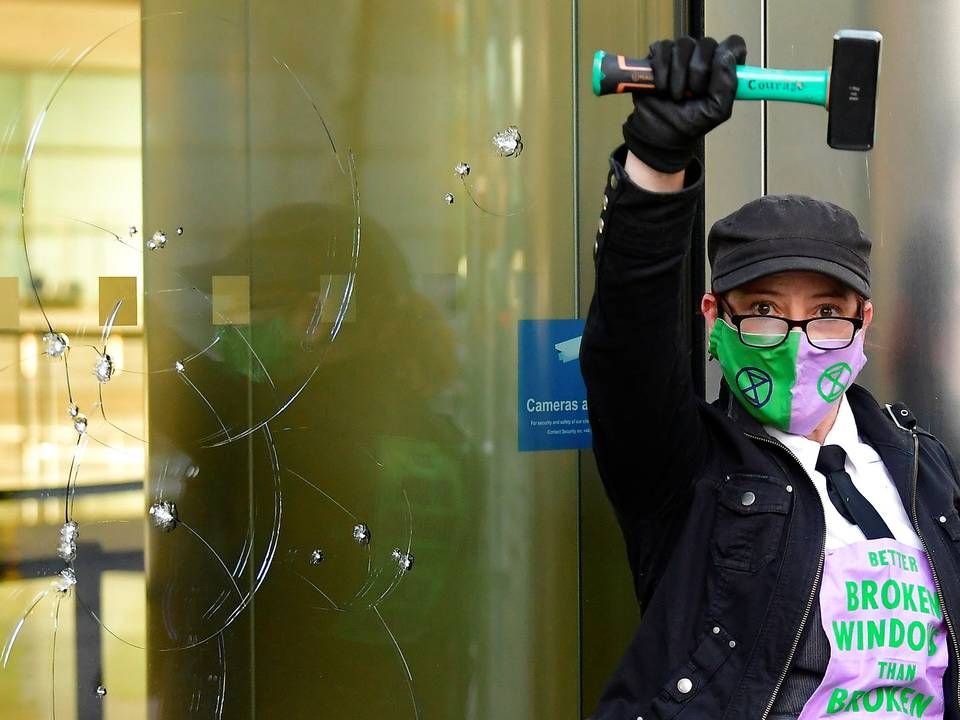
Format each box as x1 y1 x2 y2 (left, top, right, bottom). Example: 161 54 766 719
708 194 872 298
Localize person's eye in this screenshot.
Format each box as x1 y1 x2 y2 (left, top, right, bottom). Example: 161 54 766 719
753 302 773 316
816 305 842 318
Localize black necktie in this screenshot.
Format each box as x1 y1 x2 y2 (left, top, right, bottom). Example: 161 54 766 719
815 444 893 540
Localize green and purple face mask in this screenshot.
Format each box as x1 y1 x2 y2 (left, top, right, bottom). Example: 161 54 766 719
708 319 867 435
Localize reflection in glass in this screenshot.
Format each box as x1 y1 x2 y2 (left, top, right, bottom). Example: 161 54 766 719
1 1 584 718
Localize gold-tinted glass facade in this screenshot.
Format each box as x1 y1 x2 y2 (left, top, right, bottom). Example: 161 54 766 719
0 1 674 717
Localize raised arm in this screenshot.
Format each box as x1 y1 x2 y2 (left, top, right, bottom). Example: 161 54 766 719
581 35 746 552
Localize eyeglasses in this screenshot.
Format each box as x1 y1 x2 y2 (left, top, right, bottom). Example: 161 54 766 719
721 301 863 350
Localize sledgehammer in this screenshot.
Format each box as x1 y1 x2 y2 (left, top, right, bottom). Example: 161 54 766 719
593 29 882 151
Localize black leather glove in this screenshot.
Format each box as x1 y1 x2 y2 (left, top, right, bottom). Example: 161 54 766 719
622 35 747 173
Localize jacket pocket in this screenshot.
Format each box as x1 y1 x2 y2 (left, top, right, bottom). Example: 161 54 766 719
644 622 737 719
711 473 792 573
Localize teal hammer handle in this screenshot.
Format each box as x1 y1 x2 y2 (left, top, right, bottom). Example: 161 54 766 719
593 50 829 107
734 65 828 105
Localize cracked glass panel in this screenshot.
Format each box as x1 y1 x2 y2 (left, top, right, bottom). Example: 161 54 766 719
0 0 581 717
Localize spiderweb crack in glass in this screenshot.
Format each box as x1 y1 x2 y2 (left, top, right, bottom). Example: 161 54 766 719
56 521 79 562
453 125 527 216
42 331 68 358
149 500 179 532
0 11 425 720
392 548 415 573
94 353 114 383
353 523 372 545
492 125 523 157
54 568 77 595
147 229 167 250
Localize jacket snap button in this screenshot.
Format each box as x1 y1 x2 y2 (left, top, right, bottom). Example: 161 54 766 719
728 640 736 648
593 239 599 261
603 194 609 210
598 217 605 234
712 626 720 634
940 515 947 523
610 174 619 190
786 485 793 493
677 677 693 694
740 491 756 506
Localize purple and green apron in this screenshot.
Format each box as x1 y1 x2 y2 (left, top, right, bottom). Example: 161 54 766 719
797 538 948 719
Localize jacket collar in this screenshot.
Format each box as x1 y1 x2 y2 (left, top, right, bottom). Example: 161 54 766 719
845 384 915 452
845 384 916 509
719 381 916 505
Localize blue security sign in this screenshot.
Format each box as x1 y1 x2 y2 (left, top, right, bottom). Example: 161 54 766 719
518 319 592 452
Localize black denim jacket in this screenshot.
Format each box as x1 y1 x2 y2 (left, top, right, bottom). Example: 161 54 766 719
580 145 960 720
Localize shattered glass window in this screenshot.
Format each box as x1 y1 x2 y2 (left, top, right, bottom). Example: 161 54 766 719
0 0 595 717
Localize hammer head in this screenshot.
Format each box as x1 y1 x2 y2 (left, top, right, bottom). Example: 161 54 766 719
828 30 882 150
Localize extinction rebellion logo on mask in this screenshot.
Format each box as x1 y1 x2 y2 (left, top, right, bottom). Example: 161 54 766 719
819 362 853 403
736 367 773 408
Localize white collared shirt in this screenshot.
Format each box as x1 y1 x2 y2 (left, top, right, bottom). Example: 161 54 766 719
766 394 923 550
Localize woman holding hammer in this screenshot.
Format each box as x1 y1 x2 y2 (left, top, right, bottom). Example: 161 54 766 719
583 34 960 720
